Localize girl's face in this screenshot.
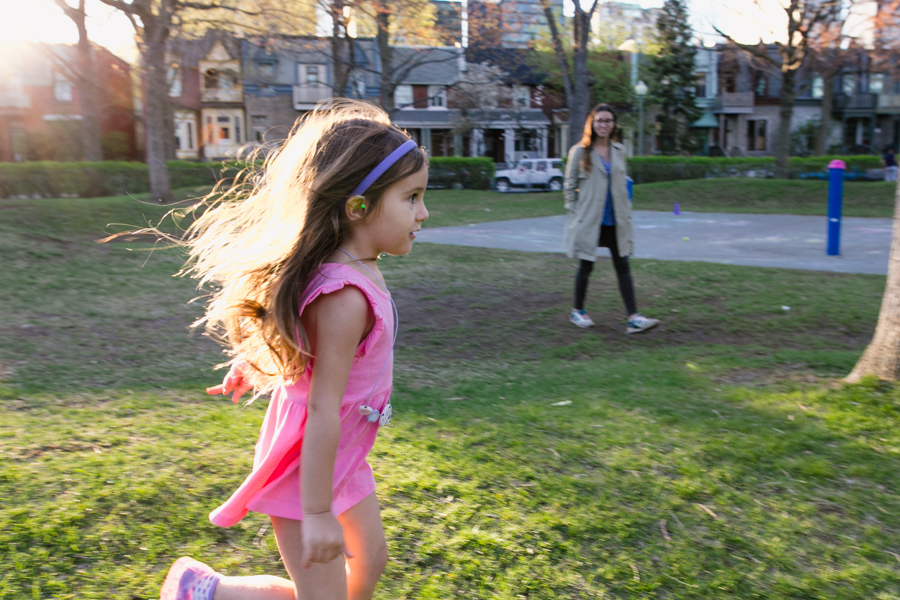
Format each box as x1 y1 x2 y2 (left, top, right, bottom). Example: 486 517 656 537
592 110 615 140
356 164 429 256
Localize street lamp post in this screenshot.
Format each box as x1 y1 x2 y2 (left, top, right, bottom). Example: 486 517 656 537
634 80 648 156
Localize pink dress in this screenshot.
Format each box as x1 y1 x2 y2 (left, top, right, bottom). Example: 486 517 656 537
209 263 394 527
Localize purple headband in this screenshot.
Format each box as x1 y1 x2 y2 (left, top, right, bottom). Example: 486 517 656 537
349 139 419 198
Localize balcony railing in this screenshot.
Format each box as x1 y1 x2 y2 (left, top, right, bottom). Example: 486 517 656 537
713 92 754 114
834 92 877 111
293 83 332 108
878 94 900 113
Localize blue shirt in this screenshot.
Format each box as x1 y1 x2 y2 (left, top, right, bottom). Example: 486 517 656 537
599 155 616 226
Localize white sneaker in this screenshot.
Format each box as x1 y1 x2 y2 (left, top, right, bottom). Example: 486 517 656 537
626 314 659 334
570 309 595 328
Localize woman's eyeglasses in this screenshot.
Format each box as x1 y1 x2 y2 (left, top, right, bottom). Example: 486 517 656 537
594 118 615 124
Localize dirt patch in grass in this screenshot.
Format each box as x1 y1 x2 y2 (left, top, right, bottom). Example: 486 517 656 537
392 273 876 362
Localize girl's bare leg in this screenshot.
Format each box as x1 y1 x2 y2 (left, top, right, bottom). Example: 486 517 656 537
336 493 388 600
211 493 385 600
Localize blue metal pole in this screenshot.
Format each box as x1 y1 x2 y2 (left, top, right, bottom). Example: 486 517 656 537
827 159 845 256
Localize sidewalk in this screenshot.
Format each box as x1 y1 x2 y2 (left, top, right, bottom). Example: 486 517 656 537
416 211 893 276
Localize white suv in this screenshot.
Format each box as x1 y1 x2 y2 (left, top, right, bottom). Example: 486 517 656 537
494 159 565 193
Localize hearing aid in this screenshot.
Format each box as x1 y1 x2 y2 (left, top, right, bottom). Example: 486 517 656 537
347 195 367 211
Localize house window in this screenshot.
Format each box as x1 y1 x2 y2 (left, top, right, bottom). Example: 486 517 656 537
513 86 530 109
428 85 446 108
843 74 856 95
258 62 275 80
722 73 736 93
205 69 219 89
301 65 320 86
169 67 182 97
207 116 214 143
54 73 73 102
252 115 267 142
747 119 767 151
234 116 241 143
395 84 413 107
812 75 824 99
754 74 767 97
695 73 707 98
176 118 196 151
870 73 885 94
216 115 232 142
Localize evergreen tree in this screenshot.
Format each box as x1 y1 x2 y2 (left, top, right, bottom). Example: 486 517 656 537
649 0 701 154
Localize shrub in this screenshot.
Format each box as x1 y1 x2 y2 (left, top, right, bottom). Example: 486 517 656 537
429 157 494 190
0 161 224 199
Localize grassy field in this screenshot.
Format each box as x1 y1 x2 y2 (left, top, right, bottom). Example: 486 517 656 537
2 194 900 599
422 180 897 228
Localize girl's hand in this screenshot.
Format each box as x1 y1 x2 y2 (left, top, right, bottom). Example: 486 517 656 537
206 361 252 404
301 512 352 568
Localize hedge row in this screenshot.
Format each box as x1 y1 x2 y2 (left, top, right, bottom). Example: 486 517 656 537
627 155 884 184
0 156 496 199
428 156 495 190
0 155 881 198
0 161 237 199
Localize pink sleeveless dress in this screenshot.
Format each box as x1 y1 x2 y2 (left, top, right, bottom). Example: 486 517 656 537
209 263 394 527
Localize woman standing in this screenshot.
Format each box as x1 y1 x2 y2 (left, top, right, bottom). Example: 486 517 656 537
563 103 659 334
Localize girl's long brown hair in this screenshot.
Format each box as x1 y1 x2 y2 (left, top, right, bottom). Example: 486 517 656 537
181 100 427 395
579 103 621 173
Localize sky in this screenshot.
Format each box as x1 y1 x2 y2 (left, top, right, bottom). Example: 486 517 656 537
0 0 880 63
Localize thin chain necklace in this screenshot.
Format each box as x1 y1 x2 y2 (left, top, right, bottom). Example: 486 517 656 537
337 247 389 295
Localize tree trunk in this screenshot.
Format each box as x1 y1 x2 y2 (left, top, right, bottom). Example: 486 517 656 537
376 9 394 111
817 71 835 155
330 0 351 98
570 8 592 149
142 23 173 202
846 180 900 382
775 68 795 178
73 7 103 161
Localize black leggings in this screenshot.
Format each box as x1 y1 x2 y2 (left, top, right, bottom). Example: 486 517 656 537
574 225 637 316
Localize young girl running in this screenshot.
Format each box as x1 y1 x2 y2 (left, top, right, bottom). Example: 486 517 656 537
159 100 429 600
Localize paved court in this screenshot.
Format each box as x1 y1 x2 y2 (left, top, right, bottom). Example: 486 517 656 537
416 211 894 275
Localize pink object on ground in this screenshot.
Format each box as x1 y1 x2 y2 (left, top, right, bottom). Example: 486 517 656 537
159 557 220 600
209 263 395 527
828 159 846 170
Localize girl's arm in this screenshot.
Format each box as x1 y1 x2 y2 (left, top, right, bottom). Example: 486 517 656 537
299 285 372 568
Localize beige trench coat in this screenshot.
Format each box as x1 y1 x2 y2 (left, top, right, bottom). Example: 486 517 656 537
562 142 633 261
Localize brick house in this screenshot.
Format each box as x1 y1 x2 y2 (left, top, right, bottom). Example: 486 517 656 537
0 42 136 162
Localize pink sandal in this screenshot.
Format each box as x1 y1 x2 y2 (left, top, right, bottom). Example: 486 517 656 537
160 557 220 600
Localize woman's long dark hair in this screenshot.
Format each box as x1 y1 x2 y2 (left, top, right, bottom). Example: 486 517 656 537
579 103 622 172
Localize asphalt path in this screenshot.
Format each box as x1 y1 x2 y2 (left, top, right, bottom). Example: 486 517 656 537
417 211 894 276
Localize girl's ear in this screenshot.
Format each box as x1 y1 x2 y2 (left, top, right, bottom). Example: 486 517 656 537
345 195 368 221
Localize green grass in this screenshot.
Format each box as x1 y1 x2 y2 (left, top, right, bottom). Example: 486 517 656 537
633 179 899 218
418 180 898 227
2 196 900 599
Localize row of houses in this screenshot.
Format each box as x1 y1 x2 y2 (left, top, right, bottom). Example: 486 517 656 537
165 34 566 165
167 32 900 163
1 29 899 164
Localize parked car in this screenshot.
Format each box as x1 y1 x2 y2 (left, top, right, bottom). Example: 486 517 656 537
494 159 564 192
